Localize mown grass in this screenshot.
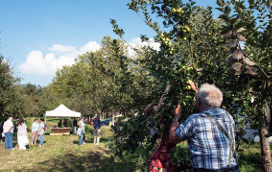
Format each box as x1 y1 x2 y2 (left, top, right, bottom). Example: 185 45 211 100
0 118 269 172
0 118 136 172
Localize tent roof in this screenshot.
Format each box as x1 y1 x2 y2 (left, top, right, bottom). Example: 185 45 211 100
45 104 81 118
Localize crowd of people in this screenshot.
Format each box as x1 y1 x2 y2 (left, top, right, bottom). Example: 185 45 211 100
0 117 46 150
0 116 104 150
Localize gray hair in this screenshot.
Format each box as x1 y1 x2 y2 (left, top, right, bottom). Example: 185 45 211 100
197 83 223 108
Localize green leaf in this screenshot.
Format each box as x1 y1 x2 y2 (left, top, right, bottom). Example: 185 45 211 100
219 14 231 23
216 0 224 7
225 5 231 15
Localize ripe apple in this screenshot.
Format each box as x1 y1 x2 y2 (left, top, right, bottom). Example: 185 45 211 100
186 79 193 84
171 8 176 13
152 166 159 172
186 85 191 90
151 160 157 167
156 159 163 168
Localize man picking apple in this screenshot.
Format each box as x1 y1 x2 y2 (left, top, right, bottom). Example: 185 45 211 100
169 83 240 172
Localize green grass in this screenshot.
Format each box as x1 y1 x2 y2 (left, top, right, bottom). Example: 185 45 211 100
0 118 136 172
0 118 269 171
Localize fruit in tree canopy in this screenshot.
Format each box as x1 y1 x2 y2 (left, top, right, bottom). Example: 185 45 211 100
184 25 191 32
186 79 193 84
160 33 164 38
186 85 191 90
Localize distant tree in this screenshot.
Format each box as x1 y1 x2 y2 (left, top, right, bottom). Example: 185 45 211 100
0 56 21 120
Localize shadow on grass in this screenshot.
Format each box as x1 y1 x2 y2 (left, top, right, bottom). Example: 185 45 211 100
33 147 136 172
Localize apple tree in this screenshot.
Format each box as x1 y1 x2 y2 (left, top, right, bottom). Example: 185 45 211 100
110 0 272 171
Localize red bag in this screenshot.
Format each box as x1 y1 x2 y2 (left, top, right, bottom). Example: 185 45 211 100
149 139 177 172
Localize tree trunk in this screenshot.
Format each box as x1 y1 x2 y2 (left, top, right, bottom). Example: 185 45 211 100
259 105 272 172
259 126 271 172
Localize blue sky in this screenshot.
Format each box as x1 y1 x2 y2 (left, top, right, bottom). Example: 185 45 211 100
0 0 218 86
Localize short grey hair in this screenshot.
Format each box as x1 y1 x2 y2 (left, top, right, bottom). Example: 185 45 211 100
197 83 223 108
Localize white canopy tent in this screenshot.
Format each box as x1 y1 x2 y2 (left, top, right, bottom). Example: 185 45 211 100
44 104 81 123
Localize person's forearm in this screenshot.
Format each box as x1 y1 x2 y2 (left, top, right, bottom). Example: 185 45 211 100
169 121 181 144
169 105 182 144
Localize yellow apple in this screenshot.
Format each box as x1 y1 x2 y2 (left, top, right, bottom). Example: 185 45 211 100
186 85 191 90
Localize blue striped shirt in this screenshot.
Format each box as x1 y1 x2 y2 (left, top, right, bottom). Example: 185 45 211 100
174 108 237 169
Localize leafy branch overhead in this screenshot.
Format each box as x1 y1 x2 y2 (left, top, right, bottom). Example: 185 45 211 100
218 0 271 78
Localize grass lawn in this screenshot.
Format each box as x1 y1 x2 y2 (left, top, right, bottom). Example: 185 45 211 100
0 117 269 172
0 118 136 172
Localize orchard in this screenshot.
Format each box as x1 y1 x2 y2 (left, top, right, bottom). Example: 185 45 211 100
110 0 272 171
0 0 271 171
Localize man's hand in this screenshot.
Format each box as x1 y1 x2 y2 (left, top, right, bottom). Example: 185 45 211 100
186 80 198 93
168 104 183 144
174 105 182 120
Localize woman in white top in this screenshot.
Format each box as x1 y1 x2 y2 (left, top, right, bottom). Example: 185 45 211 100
78 117 85 146
17 118 29 150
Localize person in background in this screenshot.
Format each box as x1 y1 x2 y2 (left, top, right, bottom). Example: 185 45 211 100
63 119 68 128
169 83 239 172
3 117 14 150
31 118 39 145
38 118 45 147
93 116 102 145
58 119 62 128
72 118 77 134
78 117 85 146
17 118 29 150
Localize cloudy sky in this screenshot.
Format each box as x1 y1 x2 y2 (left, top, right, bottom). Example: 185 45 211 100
0 0 217 86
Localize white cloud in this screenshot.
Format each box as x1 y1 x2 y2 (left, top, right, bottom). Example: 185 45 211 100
48 44 76 54
19 38 158 77
80 41 100 54
127 37 160 57
19 41 101 76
